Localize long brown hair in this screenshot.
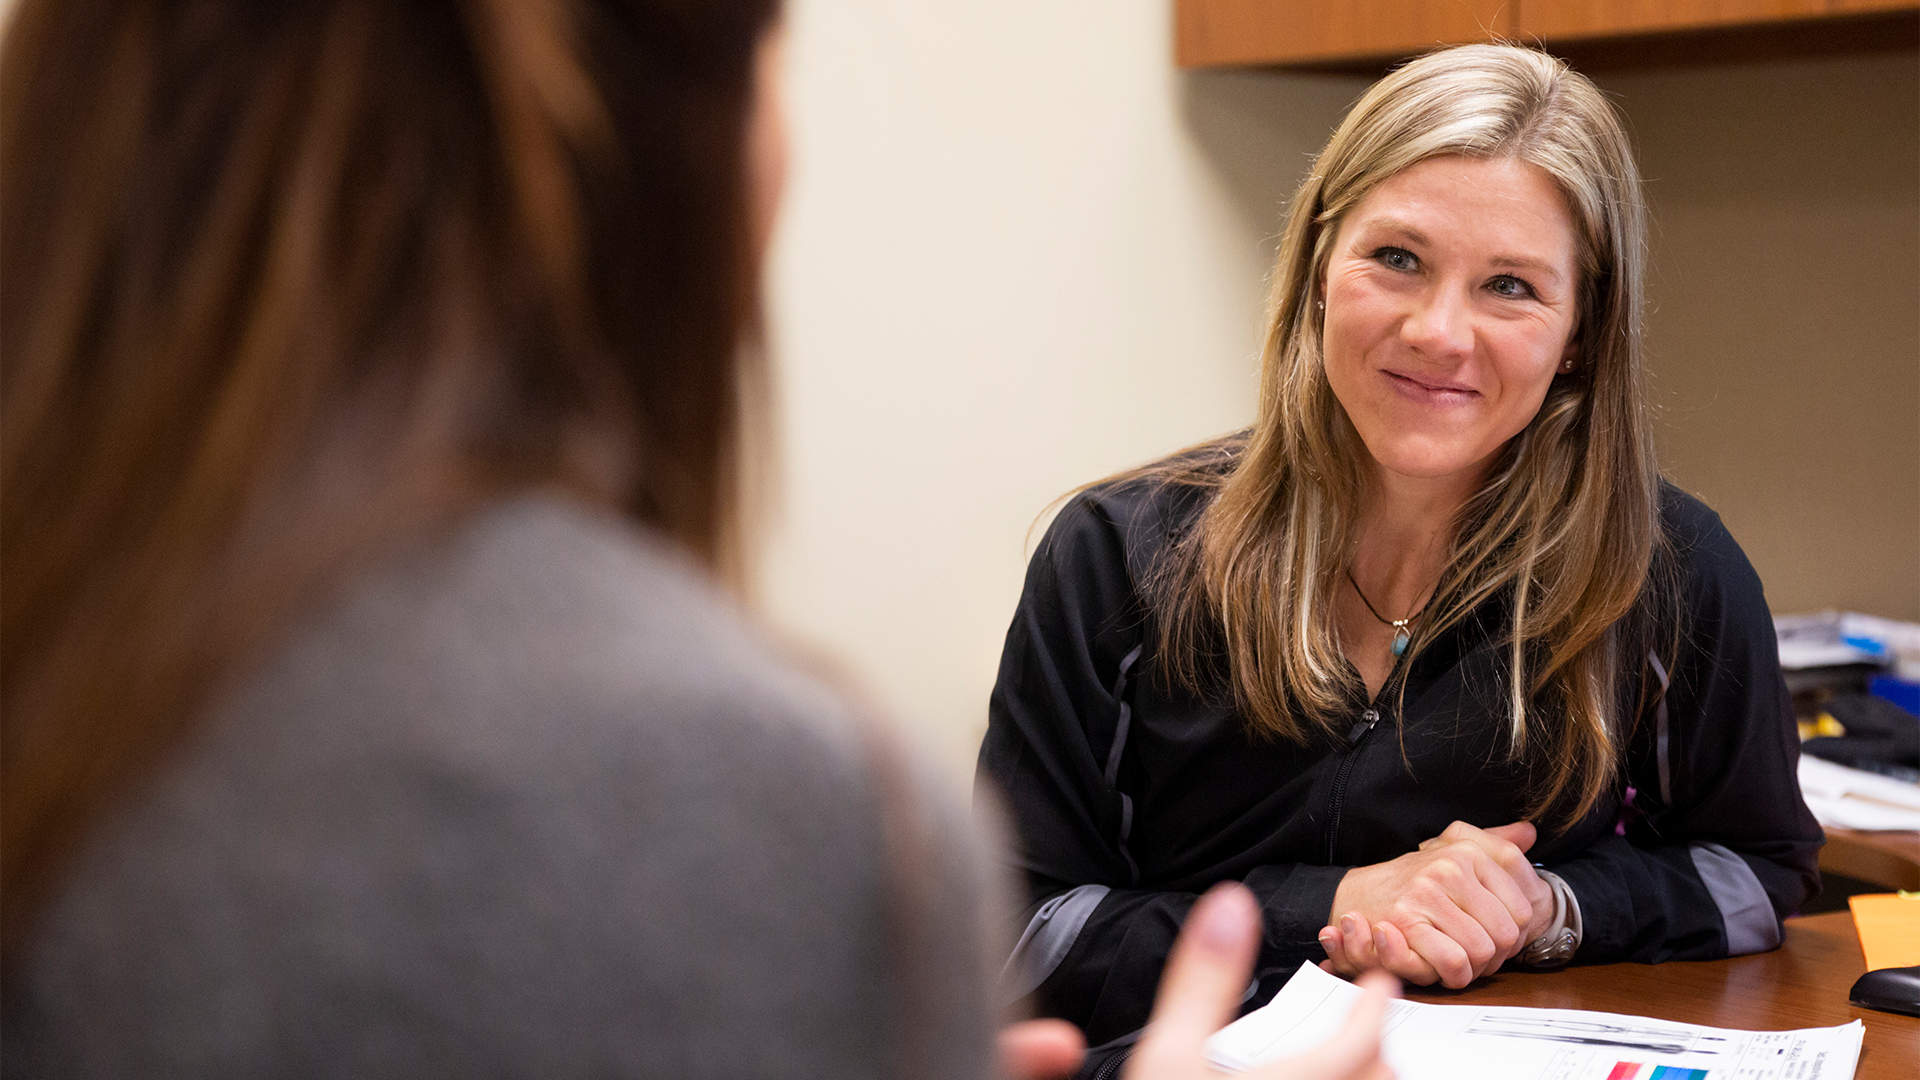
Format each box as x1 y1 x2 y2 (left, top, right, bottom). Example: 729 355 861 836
1 0 777 953
1146 45 1664 829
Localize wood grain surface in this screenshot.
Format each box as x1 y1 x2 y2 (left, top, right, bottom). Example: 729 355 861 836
1174 0 1513 67
1174 0 1920 70
1822 830 1920 892
1518 0 1918 40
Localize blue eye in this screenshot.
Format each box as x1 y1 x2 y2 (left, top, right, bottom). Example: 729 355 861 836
1488 275 1536 299
1375 247 1417 272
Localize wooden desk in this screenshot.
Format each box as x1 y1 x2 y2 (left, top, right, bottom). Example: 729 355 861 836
1822 828 1920 892
1405 913 1918 1079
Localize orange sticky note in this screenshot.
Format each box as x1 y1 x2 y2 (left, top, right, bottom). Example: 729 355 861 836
1849 893 1920 971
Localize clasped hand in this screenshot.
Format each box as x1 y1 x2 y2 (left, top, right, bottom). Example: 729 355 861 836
1317 820 1553 989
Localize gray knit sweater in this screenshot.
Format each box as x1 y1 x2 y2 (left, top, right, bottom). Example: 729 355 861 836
6 496 999 1079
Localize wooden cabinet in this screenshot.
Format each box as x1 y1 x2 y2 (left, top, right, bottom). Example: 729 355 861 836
1176 1 1513 68
1522 0 1761 39
1176 0 1920 69
1522 0 1916 40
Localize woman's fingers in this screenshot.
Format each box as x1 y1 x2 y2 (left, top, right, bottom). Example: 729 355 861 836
1318 923 1353 974
1481 820 1537 853
1392 918 1483 988
1369 920 1440 985
1248 971 1400 1080
1405 925 1472 990
1320 911 1385 976
1442 822 1549 928
1378 864 1517 984
1395 857 1509 977
1427 820 1536 882
1330 907 1475 989
1407 824 1535 965
1330 829 1551 988
997 1019 1086 1080
1424 819 1483 850
1458 821 1549 930
1451 862 1526 967
1430 823 1537 939
1122 883 1262 1080
1475 823 1555 942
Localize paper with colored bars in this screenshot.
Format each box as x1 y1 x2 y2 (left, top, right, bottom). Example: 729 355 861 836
1607 1067 1705 1080
1206 962 1864 1080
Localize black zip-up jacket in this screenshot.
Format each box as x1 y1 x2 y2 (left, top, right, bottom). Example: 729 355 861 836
975 472 1822 1056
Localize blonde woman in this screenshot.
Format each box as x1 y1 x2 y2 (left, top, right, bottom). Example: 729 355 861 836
979 43 1821 1069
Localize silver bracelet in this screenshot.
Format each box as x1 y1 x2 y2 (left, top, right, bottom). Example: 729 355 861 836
1518 869 1583 969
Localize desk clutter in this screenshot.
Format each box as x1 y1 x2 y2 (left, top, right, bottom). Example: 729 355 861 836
1208 962 1866 1080
1774 612 1920 1036
1777 612 1920 831
1799 756 1920 833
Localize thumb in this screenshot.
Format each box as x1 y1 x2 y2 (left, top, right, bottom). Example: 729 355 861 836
1250 970 1399 1080
1483 820 1537 853
1124 883 1261 1075
997 1019 1086 1080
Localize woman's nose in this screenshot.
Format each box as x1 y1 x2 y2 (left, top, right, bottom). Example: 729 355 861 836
1400 287 1474 358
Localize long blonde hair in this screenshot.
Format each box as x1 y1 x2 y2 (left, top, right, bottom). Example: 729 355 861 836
1150 44 1664 829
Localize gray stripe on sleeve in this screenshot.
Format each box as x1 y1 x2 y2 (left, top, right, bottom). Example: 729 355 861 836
1647 652 1672 805
1000 884 1110 1004
1689 842 1782 956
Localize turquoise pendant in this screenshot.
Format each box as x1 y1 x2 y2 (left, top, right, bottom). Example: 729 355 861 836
1391 628 1410 657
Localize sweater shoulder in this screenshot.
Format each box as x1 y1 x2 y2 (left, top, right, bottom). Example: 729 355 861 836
11 495 998 1079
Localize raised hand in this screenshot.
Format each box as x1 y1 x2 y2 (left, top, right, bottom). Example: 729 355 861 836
1126 883 1397 1080
998 1018 1087 1080
1317 820 1551 988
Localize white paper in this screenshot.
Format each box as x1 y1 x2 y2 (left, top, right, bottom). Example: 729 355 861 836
1207 962 1864 1080
1798 755 1920 831
1775 611 1920 671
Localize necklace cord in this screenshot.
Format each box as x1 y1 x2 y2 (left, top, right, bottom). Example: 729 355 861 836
1345 567 1429 629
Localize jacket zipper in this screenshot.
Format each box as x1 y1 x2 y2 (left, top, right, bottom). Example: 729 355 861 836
1091 1049 1130 1080
1324 707 1381 863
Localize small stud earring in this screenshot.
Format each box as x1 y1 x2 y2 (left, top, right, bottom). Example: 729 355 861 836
1559 359 1576 373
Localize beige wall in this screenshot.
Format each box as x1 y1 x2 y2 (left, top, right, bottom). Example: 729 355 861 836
758 0 1365 775
1595 53 1920 623
760 6 1918 780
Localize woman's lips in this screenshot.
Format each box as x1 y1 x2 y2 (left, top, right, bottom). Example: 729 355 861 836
1382 369 1478 405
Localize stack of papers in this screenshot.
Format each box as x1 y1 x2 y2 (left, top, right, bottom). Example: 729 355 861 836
1207 963 1864 1080
1775 611 1920 674
1798 755 1920 831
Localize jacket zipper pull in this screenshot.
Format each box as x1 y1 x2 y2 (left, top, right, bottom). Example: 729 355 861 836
1347 708 1380 744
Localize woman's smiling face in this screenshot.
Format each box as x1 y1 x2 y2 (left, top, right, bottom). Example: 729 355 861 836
1321 155 1582 490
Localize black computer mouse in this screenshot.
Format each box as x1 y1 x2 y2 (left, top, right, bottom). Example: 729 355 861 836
1849 964 1920 1018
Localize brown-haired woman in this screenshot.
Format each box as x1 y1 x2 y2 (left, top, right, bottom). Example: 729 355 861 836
1 0 989 1073
0 0 1006 1072
980 43 1822 1065
0 1 1404 1078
